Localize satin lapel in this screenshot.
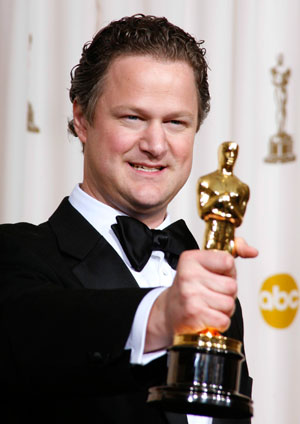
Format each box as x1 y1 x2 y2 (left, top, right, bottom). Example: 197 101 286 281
48 197 139 290
72 236 139 290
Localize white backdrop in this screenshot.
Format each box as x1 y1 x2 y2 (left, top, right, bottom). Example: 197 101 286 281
1 1 300 423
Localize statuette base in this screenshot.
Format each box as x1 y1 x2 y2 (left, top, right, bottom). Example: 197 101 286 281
148 333 253 418
265 132 296 163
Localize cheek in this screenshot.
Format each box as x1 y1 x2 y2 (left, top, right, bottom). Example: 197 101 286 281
103 128 136 156
174 140 194 186
174 138 194 167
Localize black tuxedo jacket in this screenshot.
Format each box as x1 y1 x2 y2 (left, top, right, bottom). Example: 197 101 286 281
0 198 252 424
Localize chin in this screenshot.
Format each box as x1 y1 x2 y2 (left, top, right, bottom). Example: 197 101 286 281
130 200 163 213
123 186 176 214
125 195 164 211
130 190 161 205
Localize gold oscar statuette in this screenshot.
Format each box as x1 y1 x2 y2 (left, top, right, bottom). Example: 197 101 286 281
265 54 296 163
148 142 253 419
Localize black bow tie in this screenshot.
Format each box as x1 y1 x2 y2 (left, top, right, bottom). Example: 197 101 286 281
111 216 198 272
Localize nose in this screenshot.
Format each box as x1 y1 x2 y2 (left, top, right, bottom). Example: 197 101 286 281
139 121 168 158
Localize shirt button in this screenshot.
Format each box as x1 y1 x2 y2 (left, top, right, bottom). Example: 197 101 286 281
162 267 169 276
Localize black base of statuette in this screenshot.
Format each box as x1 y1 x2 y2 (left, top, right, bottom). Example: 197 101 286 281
147 333 253 419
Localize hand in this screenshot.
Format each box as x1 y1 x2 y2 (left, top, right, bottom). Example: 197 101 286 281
145 242 258 353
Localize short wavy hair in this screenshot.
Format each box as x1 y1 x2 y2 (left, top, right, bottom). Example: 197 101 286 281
68 14 210 136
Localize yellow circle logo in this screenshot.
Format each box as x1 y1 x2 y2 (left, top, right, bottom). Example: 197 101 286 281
259 274 299 329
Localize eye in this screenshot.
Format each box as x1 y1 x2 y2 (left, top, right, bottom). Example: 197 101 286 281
126 115 139 121
166 119 188 130
120 114 145 129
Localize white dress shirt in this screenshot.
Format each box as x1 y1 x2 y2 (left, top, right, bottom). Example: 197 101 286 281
69 184 212 424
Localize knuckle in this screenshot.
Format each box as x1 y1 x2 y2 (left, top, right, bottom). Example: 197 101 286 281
182 295 200 316
225 296 236 314
209 295 235 320
218 315 231 332
178 279 194 299
181 296 206 324
179 249 196 263
226 278 238 296
224 253 235 269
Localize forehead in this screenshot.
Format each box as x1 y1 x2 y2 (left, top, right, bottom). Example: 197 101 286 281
106 54 196 86
108 52 193 72
101 54 198 107
222 144 237 153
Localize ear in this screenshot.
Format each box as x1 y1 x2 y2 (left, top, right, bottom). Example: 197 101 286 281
73 101 88 144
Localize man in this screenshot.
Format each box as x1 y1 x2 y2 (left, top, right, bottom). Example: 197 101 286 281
0 14 257 424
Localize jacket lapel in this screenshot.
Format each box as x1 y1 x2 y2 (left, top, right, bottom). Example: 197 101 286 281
48 197 139 290
72 236 139 290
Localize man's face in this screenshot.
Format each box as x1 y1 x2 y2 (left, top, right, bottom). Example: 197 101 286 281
74 55 198 227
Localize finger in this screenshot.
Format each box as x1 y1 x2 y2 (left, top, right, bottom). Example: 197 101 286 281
207 276 238 298
177 272 237 311
175 250 238 313
177 306 232 334
197 249 236 278
202 306 234 332
205 309 232 333
190 268 237 297
179 249 236 278
235 237 259 258
199 286 237 316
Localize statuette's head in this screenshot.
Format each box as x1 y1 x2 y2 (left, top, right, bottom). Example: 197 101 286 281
218 142 238 171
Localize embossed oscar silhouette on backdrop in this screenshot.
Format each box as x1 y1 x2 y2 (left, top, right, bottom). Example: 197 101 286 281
265 54 296 163
148 142 253 419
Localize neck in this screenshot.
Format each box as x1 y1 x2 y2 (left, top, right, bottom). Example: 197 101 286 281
219 166 233 175
79 182 166 229
125 210 167 229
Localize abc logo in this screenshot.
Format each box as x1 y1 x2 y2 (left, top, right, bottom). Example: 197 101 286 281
259 274 299 329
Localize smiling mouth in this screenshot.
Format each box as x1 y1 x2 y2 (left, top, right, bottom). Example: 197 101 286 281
130 163 164 172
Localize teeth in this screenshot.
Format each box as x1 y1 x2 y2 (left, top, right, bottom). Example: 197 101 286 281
132 164 162 172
